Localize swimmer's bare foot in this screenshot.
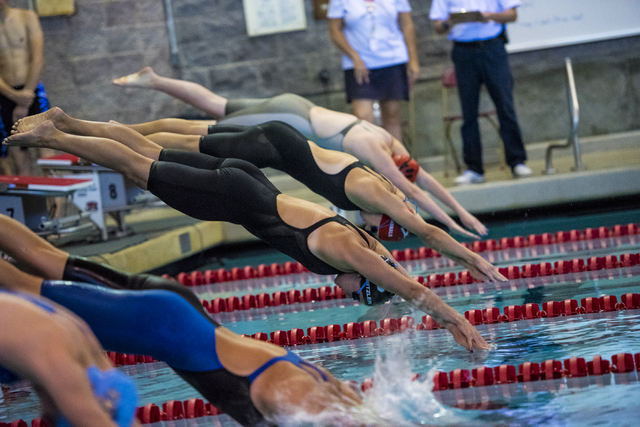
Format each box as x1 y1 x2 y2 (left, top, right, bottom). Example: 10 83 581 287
11 107 69 135
113 67 157 88
4 121 59 149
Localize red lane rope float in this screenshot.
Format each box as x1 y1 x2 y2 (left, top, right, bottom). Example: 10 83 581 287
198 252 640 314
104 293 640 366
170 223 639 286
13 350 640 426
361 352 640 394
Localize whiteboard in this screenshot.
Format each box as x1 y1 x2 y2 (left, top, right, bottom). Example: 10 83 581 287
506 0 640 52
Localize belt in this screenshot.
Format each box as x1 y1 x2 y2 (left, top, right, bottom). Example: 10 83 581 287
454 36 502 48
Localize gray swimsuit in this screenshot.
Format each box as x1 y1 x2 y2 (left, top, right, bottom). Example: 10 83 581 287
222 94 360 152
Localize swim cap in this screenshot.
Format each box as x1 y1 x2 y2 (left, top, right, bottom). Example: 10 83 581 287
377 214 409 241
60 366 138 427
351 256 397 306
393 154 420 182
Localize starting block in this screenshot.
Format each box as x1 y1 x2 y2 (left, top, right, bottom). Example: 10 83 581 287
37 154 146 240
0 175 92 231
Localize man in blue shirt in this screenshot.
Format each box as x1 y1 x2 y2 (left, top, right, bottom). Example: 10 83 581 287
430 0 531 185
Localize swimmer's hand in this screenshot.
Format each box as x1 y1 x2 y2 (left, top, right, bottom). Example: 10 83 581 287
461 255 508 283
444 320 492 351
458 211 488 237
448 222 481 241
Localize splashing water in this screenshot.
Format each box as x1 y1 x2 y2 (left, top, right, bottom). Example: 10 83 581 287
274 334 471 426
360 335 460 426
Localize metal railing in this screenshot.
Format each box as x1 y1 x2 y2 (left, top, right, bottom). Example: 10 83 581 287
545 57 584 174
163 0 181 67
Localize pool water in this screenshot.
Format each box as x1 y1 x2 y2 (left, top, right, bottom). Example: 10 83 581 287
1 209 639 426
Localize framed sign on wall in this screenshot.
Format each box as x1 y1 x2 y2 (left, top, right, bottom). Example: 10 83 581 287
35 0 75 17
243 0 307 37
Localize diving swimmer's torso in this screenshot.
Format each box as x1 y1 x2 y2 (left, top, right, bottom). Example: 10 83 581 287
220 94 360 152
147 152 373 275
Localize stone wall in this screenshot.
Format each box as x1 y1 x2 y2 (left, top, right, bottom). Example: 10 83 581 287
17 0 640 161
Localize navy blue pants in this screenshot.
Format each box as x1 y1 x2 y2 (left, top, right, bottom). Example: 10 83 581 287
451 38 526 175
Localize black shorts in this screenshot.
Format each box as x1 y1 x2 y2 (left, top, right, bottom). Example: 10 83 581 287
0 83 50 157
344 62 409 103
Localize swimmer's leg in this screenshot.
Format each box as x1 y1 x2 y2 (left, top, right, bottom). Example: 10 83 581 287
5 120 153 190
113 67 228 119
144 132 202 153
157 148 280 193
199 124 282 169
14 108 163 161
114 118 213 137
62 255 208 318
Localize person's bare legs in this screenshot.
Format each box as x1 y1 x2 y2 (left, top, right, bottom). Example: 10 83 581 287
112 67 228 119
113 118 213 137
5 120 152 190
0 154 14 175
12 107 162 161
351 99 375 125
0 214 69 280
8 146 34 176
379 100 403 142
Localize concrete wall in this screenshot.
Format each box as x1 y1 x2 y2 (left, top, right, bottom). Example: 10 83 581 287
16 0 640 162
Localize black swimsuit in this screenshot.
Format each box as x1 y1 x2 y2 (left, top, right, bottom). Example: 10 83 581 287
146 150 370 275
201 121 374 211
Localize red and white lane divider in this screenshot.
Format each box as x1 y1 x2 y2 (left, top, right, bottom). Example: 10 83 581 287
12 351 640 426
168 223 639 286
101 292 640 368
198 252 640 314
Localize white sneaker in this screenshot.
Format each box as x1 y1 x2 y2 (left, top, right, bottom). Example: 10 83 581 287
513 164 532 177
454 170 485 185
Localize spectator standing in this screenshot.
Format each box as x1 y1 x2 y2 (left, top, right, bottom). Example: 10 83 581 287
430 0 531 185
0 0 52 175
327 0 419 142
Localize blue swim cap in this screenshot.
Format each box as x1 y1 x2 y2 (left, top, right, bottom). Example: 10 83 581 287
351 255 397 306
59 366 138 427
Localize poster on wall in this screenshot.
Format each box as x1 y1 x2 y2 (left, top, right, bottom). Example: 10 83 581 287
35 0 75 17
243 0 307 37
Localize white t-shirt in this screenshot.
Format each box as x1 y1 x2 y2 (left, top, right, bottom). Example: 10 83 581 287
429 0 521 42
328 0 412 70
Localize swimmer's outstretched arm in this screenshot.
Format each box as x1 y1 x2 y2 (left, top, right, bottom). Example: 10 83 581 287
113 67 228 119
324 236 498 351
385 137 487 237
363 145 481 240
0 298 127 427
414 168 488 236
361 191 502 280
0 214 69 280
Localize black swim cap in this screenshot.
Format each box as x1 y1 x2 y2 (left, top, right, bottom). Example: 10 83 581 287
351 256 397 306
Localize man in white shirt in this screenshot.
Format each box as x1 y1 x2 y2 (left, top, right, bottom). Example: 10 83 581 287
430 0 531 184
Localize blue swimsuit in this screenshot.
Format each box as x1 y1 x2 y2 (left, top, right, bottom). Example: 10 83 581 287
45 257 331 427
